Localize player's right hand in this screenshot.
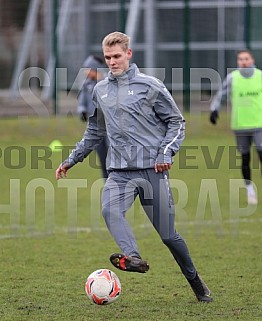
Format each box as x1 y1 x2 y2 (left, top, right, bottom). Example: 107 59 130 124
154 163 172 173
209 110 219 125
56 163 70 180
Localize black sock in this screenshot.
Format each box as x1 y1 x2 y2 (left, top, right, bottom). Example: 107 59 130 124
258 150 262 176
242 153 251 185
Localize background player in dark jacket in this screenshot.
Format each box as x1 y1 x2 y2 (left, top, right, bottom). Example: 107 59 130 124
77 55 108 179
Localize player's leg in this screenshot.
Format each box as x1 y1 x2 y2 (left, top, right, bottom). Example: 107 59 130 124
137 169 212 302
242 152 251 183
136 169 195 278
235 132 257 204
101 171 149 273
101 171 139 256
258 150 262 165
254 129 262 176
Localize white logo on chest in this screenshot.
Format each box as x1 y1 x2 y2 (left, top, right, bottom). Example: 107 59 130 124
128 90 134 95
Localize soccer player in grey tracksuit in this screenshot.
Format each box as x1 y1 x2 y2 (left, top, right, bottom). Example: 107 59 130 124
56 32 213 302
77 55 108 179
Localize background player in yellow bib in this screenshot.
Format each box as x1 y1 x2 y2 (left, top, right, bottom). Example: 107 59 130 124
210 49 262 205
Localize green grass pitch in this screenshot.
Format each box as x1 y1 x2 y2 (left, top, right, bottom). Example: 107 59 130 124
0 112 261 320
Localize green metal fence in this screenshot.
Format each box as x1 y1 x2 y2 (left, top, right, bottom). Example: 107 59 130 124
1 0 262 113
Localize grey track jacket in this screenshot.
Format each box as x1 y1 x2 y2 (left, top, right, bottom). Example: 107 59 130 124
65 63 185 170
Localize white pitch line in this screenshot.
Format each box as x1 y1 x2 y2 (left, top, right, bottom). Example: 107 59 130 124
0 216 261 240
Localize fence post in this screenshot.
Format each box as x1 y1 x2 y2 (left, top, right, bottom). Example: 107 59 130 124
244 0 251 50
52 0 59 115
183 0 190 112
119 0 126 32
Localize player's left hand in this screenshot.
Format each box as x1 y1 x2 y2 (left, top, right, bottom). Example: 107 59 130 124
154 163 172 173
80 112 87 122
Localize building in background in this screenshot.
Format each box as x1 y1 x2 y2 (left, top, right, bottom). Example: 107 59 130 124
0 0 261 112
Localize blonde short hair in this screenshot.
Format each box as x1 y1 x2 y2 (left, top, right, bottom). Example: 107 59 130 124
102 32 130 52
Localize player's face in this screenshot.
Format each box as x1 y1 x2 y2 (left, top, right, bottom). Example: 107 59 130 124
237 52 254 68
103 44 132 76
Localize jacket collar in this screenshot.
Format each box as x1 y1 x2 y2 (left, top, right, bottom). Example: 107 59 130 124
108 63 138 81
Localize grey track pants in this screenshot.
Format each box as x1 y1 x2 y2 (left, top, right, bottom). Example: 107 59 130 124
101 169 196 279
